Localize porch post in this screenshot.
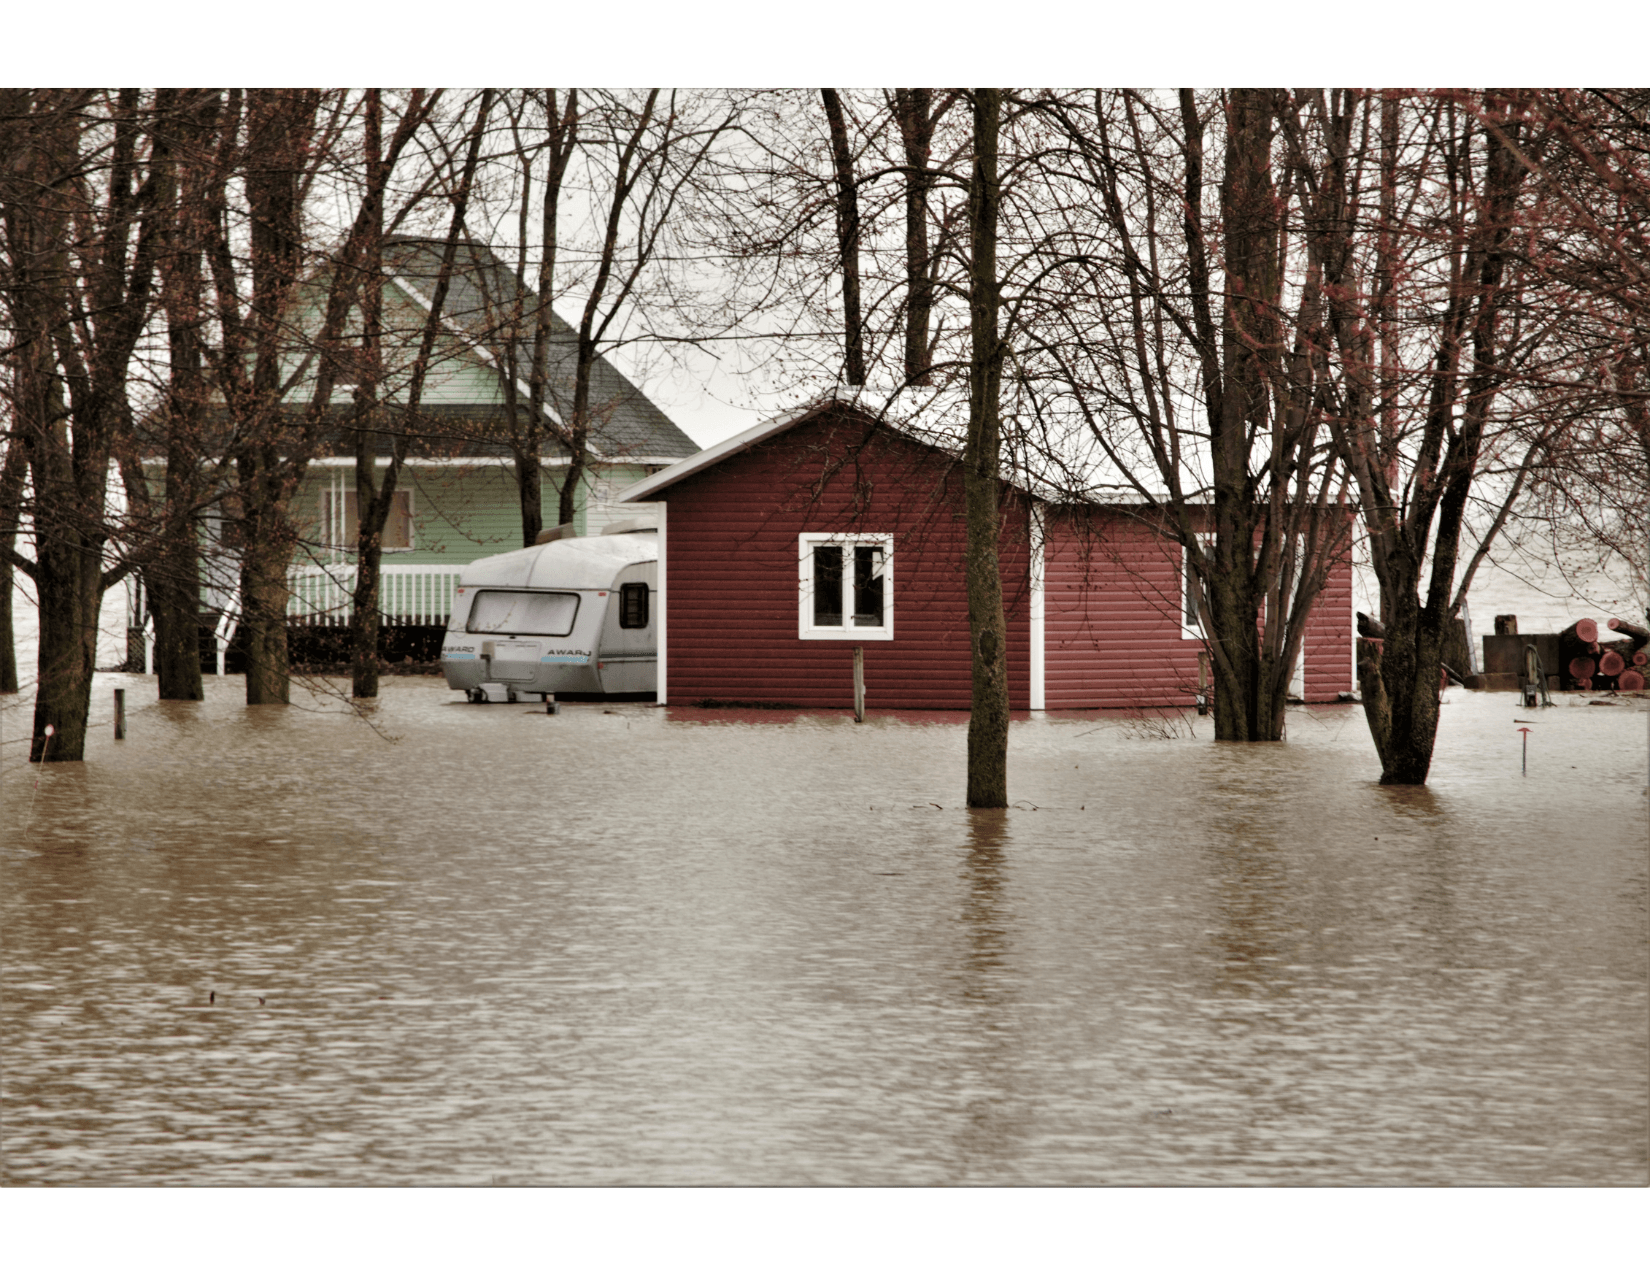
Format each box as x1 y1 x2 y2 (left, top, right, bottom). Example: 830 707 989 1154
655 500 667 706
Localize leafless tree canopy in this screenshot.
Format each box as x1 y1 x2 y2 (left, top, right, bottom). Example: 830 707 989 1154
3 87 1643 787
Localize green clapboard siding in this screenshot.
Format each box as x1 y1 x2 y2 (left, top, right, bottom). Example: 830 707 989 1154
293 462 652 566
297 464 563 565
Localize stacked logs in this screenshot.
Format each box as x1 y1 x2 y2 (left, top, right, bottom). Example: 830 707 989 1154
1560 616 1649 692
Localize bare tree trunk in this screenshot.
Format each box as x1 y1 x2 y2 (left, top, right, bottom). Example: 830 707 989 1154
1206 88 1282 741
149 514 204 698
821 89 866 387
894 88 936 386
238 90 317 706
349 91 389 699
0 439 25 693
150 88 218 701
520 90 577 546
238 476 294 704
965 88 1009 809
19 341 103 761
560 90 659 530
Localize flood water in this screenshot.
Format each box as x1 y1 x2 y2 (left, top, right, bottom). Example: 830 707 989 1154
2 676 1645 1186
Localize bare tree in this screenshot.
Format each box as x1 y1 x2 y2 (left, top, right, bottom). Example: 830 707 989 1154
892 88 958 386
997 89 1352 743
140 88 223 702
458 90 740 537
510 89 578 547
1282 90 1541 783
964 88 1010 807
0 89 164 761
347 88 491 698
195 88 441 705
821 89 866 387
1480 90 1649 617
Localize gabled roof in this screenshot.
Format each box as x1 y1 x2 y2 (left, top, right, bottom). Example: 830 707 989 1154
614 388 1189 509
383 237 699 463
615 389 1070 506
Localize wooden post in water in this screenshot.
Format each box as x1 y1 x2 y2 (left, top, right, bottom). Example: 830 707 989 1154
114 688 126 740
1197 651 1209 716
853 647 865 723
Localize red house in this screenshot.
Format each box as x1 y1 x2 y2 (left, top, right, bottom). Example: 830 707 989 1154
616 397 1353 711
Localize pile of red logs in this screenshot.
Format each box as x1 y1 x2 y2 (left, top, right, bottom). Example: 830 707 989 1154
1560 616 1649 692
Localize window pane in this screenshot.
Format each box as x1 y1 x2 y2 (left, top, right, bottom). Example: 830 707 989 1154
619 582 648 629
1185 552 1203 626
853 544 884 627
812 545 843 627
467 590 579 636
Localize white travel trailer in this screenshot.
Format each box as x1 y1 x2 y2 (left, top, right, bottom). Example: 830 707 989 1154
442 521 657 702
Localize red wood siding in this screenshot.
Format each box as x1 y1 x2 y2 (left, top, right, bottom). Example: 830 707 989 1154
1042 508 1354 708
664 407 1032 710
1042 511 1196 709
1301 548 1354 700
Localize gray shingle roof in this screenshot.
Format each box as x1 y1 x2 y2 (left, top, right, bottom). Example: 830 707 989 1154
382 237 699 462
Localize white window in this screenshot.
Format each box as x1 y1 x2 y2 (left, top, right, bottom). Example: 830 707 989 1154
798 533 893 640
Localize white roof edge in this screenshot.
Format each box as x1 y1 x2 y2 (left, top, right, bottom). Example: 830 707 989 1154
614 393 844 503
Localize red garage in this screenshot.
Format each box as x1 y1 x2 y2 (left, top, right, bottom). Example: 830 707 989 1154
616 396 1353 711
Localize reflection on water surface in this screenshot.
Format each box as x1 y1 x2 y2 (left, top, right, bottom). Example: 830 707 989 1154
2 677 1645 1185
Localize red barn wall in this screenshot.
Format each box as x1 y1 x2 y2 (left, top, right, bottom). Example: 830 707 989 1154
662 407 1033 710
1301 546 1354 701
1041 507 1353 708
1042 510 1196 708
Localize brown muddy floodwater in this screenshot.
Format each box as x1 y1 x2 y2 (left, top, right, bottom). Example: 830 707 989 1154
2 676 1645 1186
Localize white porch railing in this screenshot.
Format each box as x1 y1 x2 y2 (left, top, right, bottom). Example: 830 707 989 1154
286 564 461 627
127 564 461 675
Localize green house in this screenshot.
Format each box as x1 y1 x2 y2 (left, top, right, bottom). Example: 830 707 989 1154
131 237 699 672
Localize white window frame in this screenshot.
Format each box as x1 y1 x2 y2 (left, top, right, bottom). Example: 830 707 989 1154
1181 535 1213 639
798 532 894 641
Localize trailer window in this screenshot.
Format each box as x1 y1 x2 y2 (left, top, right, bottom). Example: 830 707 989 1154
799 533 893 640
466 590 579 636
619 582 649 629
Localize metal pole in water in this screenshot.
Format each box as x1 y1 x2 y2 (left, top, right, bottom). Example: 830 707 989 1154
1518 726 1530 776
114 688 126 740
